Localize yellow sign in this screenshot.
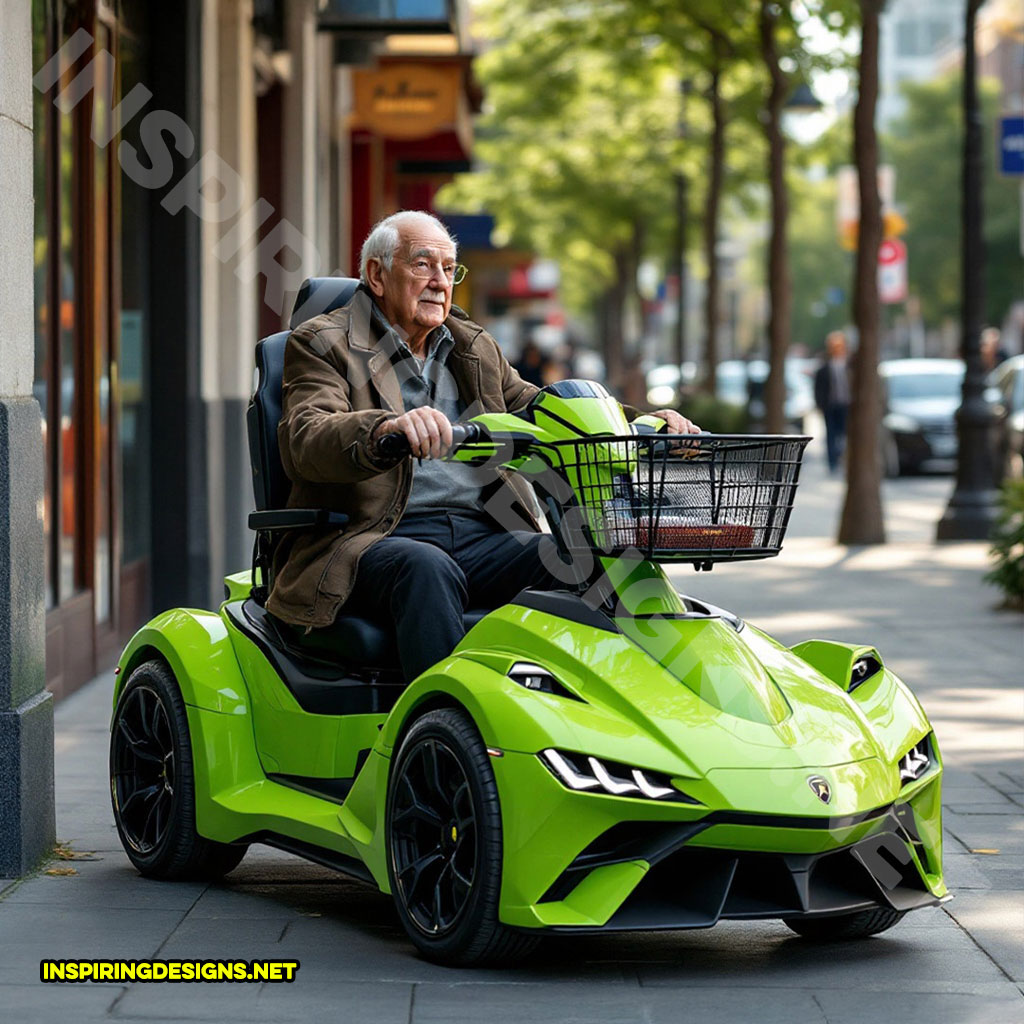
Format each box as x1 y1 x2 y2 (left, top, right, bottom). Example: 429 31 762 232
352 63 461 139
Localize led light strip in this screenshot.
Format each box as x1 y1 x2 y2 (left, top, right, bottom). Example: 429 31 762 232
541 749 678 801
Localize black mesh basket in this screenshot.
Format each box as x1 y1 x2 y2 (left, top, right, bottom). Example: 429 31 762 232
544 434 810 566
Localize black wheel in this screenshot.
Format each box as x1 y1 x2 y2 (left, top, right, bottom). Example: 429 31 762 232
385 708 539 966
783 907 905 940
110 658 247 880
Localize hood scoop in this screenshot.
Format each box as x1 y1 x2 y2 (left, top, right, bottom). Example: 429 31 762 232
619 617 791 726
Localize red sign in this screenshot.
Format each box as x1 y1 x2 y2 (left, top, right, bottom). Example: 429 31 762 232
878 238 908 303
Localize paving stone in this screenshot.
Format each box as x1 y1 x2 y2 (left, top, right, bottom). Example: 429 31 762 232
0 983 120 1022
1 858 206 911
0 906 186 979
812 986 1024 1024
944 892 1024 983
634 918 1008 990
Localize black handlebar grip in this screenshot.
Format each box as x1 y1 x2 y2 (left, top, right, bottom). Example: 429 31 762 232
375 421 480 460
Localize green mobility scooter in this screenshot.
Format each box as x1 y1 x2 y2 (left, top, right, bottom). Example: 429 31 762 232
110 278 947 965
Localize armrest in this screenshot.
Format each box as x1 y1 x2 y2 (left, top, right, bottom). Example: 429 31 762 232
248 509 349 531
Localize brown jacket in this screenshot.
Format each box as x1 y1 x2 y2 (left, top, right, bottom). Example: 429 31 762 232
266 287 543 628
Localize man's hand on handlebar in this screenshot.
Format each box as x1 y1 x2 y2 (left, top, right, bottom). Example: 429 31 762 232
373 408 453 460
649 409 702 435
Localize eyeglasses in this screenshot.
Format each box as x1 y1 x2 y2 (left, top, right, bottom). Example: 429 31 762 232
399 257 468 285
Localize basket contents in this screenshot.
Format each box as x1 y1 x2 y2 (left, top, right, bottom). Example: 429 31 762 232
632 518 756 550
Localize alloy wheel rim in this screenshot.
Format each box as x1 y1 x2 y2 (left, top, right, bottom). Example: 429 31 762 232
390 738 478 936
111 685 176 855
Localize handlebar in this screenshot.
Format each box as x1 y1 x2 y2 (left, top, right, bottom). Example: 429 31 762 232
376 421 481 460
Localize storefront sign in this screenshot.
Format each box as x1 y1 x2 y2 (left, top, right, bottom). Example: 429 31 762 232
352 63 461 139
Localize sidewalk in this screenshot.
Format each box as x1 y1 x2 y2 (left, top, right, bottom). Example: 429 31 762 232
1 439 1021 1023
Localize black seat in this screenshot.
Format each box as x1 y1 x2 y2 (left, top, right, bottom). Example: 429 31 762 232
244 276 489 690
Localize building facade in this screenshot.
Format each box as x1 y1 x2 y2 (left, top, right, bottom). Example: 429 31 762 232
28 0 474 701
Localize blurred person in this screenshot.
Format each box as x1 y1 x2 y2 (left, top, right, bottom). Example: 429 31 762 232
981 327 1009 371
513 339 546 387
814 331 851 474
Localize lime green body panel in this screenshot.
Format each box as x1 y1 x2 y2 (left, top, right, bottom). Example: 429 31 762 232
114 393 945 931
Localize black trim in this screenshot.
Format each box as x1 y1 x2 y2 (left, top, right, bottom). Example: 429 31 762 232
700 803 896 831
540 821 709 903
267 773 355 805
511 589 619 633
240 832 375 885
541 826 940 932
536 380 611 400
224 600 407 715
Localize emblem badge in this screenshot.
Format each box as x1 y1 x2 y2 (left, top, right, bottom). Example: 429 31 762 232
807 775 831 804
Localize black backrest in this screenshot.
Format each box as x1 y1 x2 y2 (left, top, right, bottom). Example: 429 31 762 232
290 277 364 330
247 277 361 511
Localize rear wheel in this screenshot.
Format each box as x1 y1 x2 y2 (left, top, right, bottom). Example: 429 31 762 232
385 708 539 966
110 659 247 880
783 907 905 940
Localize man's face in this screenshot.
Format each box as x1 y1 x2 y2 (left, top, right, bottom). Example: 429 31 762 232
827 333 846 359
368 222 456 343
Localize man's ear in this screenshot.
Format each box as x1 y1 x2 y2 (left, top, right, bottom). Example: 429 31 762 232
365 258 386 299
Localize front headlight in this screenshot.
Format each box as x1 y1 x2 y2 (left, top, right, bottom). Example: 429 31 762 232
539 748 699 803
898 736 931 784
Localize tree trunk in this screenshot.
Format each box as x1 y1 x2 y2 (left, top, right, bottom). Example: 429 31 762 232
759 0 790 434
838 0 886 545
702 54 726 395
602 248 630 394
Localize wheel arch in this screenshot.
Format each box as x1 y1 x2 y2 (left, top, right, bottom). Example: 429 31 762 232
116 609 249 718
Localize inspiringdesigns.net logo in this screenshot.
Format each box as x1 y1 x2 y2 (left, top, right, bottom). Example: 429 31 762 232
40 959 300 984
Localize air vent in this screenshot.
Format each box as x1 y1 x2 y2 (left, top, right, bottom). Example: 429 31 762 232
850 654 883 692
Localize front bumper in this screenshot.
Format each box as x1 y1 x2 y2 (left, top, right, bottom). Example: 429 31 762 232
495 750 945 931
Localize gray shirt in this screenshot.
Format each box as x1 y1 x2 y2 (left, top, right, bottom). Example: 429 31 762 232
372 305 484 517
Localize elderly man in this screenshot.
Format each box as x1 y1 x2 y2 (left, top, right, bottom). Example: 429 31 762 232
267 211 698 682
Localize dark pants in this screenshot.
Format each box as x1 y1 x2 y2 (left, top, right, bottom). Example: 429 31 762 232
823 404 849 472
345 511 559 682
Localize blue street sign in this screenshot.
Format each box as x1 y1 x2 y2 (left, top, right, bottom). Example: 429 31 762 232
1000 116 1024 177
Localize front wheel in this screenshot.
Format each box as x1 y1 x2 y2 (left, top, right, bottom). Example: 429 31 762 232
385 708 539 966
783 907 905 941
110 659 247 880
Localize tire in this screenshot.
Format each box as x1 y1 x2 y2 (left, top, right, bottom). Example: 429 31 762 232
783 907 905 940
385 708 540 966
110 658 247 880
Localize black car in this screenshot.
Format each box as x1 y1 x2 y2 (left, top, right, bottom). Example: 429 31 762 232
879 359 964 476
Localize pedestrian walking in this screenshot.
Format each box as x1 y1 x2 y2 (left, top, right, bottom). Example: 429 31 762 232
814 330 851 473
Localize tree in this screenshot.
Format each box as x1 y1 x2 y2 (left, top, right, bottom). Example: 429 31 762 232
838 0 886 545
886 73 1022 331
759 0 795 435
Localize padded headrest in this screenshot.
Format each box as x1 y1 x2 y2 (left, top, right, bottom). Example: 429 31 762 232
289 277 361 330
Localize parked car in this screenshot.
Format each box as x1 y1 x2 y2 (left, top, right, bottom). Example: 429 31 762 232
717 359 815 433
879 359 964 476
987 354 1024 480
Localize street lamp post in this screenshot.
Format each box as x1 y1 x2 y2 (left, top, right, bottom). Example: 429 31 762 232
937 0 999 540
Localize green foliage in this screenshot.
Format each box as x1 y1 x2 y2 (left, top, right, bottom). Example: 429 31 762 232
986 479 1024 610
885 73 1023 329
436 0 787 316
674 393 749 434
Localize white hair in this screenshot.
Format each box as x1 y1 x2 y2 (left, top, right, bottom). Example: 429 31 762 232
359 210 458 283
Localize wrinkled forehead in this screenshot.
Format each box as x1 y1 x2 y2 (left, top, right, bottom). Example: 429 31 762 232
396 227 456 260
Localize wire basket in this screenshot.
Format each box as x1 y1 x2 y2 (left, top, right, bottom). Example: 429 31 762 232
543 434 810 566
